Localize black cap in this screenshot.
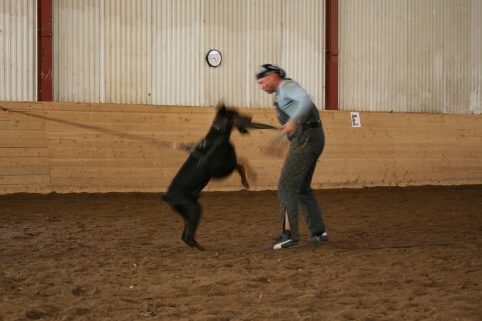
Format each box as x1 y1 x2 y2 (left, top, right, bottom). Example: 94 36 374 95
256 64 286 79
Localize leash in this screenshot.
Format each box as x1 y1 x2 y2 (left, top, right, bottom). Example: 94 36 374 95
2 105 282 154
1 105 167 145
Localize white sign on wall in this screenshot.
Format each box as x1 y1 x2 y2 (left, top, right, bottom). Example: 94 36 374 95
351 112 361 127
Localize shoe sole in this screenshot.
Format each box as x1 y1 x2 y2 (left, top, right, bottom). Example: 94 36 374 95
264 239 298 250
308 239 329 243
277 243 298 249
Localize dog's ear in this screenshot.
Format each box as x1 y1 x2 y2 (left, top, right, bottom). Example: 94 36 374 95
215 105 227 118
216 101 227 112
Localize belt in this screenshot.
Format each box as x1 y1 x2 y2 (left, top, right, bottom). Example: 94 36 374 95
302 121 321 130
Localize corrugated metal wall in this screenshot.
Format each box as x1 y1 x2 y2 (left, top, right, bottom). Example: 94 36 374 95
246 0 282 108
152 0 202 106
339 0 482 114
2 1 480 114
202 0 249 107
54 0 152 104
53 0 326 109
470 0 482 114
0 0 37 101
104 0 152 104
444 0 481 114
53 0 103 103
282 0 325 109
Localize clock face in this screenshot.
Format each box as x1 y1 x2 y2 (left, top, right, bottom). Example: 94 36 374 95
206 49 222 67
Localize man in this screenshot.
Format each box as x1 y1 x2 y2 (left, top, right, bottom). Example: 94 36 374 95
256 64 329 249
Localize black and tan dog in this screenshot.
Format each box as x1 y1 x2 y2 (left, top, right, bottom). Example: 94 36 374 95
163 104 263 251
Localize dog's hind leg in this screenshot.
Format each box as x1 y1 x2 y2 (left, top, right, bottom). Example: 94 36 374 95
183 232 206 251
236 164 250 189
182 216 206 251
181 218 189 242
165 191 207 251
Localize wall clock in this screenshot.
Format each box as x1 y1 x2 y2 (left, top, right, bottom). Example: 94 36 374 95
206 49 222 67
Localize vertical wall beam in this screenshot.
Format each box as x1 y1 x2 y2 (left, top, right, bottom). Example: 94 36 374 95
38 0 53 101
325 0 339 110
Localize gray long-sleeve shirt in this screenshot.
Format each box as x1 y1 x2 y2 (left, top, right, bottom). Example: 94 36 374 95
275 79 320 125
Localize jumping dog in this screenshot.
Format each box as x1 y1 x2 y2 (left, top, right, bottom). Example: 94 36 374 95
163 104 257 251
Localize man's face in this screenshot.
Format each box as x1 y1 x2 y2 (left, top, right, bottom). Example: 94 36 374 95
257 73 278 94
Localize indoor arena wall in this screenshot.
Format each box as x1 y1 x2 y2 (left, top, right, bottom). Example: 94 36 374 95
0 101 481 194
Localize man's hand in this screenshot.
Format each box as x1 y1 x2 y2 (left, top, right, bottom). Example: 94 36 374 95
281 121 298 136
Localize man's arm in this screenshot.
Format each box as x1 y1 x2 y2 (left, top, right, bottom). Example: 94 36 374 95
281 81 313 123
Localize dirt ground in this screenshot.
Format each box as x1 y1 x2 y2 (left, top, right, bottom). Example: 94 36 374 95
0 184 481 321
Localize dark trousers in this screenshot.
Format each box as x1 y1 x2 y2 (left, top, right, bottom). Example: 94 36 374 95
278 126 326 241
